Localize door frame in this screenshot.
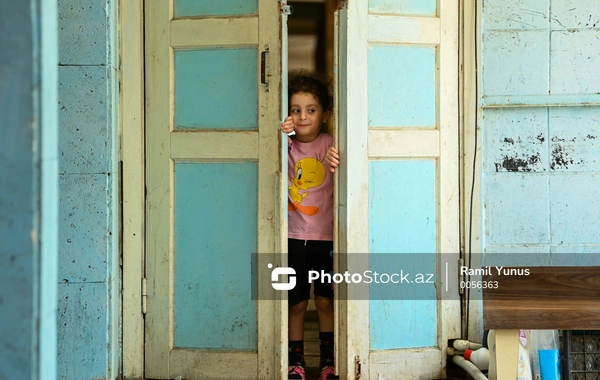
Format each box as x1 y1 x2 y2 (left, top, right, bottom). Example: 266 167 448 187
459 0 484 343
121 0 483 377
121 0 145 377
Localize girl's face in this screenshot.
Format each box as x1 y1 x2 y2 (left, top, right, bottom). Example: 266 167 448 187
289 92 329 143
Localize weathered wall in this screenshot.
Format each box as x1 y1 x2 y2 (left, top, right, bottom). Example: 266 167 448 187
56 0 119 378
0 0 59 378
481 0 600 257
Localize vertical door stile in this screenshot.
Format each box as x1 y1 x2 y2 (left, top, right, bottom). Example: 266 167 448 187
279 3 290 377
120 0 146 377
144 0 171 375
439 0 462 360
332 7 341 377
256 1 287 379
343 0 370 379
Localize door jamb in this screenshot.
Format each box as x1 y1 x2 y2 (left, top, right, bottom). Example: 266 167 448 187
459 0 484 342
120 0 145 377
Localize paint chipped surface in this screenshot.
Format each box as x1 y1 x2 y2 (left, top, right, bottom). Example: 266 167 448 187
550 108 600 171
484 108 548 173
481 1 600 260
496 152 542 172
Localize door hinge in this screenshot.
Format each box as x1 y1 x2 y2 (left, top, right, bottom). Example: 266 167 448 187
281 4 293 16
355 355 361 379
142 277 147 315
261 45 270 90
458 258 464 295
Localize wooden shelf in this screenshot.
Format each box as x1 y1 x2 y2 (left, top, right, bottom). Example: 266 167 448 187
483 266 600 330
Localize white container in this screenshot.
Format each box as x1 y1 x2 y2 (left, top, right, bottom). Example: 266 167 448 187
517 330 533 380
464 347 490 370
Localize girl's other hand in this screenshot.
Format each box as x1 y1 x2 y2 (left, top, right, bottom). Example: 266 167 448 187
281 116 295 134
326 147 340 173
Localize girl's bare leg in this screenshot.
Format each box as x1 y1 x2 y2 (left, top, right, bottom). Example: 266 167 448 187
289 300 309 340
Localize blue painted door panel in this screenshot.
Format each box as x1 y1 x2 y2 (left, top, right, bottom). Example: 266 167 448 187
368 46 436 127
369 160 437 349
175 0 257 17
369 0 436 16
174 163 258 349
175 48 258 130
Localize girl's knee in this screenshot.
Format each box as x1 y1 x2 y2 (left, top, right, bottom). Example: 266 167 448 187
289 300 309 314
314 298 333 314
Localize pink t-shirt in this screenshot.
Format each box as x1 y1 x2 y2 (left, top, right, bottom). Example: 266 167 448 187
288 133 334 241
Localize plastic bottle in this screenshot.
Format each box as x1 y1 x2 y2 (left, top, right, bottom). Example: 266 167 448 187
531 330 562 380
517 330 533 380
464 347 490 370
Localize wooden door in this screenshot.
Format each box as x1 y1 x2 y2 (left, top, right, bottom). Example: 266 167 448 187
335 0 461 378
144 1 288 378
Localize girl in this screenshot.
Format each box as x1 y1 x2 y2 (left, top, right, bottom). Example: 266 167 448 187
280 73 340 380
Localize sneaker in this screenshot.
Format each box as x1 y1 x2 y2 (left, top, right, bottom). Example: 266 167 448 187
320 366 339 380
288 365 306 380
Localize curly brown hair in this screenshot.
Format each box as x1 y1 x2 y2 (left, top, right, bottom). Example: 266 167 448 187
288 71 333 113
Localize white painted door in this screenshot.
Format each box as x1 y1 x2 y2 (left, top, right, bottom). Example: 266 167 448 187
335 1 461 378
144 1 288 378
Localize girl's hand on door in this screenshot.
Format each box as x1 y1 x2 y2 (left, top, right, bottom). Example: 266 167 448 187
281 116 295 134
281 116 295 145
326 147 340 172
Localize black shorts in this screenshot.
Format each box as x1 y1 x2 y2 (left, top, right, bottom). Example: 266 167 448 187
288 238 334 306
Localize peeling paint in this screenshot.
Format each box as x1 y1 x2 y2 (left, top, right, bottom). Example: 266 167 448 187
552 136 577 143
549 124 598 171
550 144 586 170
490 131 547 173
495 153 541 172
551 144 572 170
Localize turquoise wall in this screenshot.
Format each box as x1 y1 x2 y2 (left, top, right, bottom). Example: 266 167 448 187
56 0 120 378
481 0 600 259
0 0 59 378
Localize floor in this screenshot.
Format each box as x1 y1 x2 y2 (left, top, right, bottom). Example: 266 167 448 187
303 310 474 380
303 310 322 379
